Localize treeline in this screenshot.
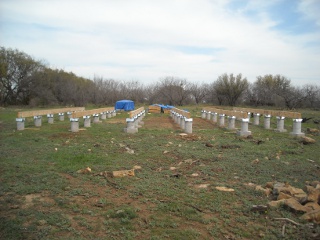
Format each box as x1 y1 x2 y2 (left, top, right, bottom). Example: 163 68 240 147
1 46 319 109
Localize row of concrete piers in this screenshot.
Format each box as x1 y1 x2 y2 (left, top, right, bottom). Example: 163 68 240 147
16 111 81 130
70 110 117 132
201 110 304 137
170 110 193 134
123 109 146 133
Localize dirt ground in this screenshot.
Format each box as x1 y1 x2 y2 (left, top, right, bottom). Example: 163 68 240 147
109 112 216 131
1 114 218 239
3 113 318 239
144 113 216 130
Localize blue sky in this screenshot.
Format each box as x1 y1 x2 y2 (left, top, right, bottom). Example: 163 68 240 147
0 0 319 85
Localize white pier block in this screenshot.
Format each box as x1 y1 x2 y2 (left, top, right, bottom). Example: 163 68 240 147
290 119 305 137
16 118 25 131
70 118 79 132
237 118 251 137
275 116 287 132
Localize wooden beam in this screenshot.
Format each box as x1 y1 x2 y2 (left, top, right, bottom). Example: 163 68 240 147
233 107 265 114
129 107 145 118
17 107 85 118
148 105 161 113
205 107 302 119
203 107 224 115
71 107 114 118
276 111 301 119
171 107 190 118
203 108 249 119
223 110 247 119
263 110 301 118
233 107 301 119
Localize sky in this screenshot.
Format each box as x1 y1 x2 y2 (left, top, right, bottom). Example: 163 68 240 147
0 0 319 86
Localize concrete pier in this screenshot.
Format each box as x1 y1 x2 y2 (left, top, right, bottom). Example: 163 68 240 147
237 118 251 137
290 119 305 137
34 116 42 127
185 118 193 134
177 114 181 125
206 111 211 121
101 112 106 120
218 114 225 127
275 116 287 132
134 116 139 128
212 112 218 123
107 112 112 118
16 118 25 131
174 113 178 123
137 113 144 127
201 110 206 119
253 113 260 126
180 116 185 130
247 112 251 123
58 113 65 121
124 118 138 133
47 114 54 124
83 116 91 127
70 118 79 132
227 116 236 130
93 114 100 123
264 114 271 129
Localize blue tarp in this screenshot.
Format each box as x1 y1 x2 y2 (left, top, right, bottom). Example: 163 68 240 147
153 104 174 109
115 100 135 111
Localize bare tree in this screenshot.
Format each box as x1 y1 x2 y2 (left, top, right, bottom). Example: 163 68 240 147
104 79 121 104
243 82 258 106
272 74 295 108
213 73 249 106
301 84 320 108
119 80 145 103
189 82 209 104
3 46 319 109
92 76 106 104
144 83 159 105
252 75 276 106
0 47 44 105
203 82 218 104
155 76 190 106
29 68 59 106
284 84 320 109
252 74 295 107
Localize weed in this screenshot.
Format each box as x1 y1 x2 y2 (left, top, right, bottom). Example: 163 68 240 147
107 207 138 220
1 106 319 239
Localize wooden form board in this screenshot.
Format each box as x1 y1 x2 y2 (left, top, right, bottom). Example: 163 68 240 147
203 107 225 115
233 107 264 114
72 107 114 118
17 107 85 118
148 105 161 113
263 110 301 119
148 105 172 114
171 107 191 118
129 107 145 118
233 107 301 119
203 108 248 119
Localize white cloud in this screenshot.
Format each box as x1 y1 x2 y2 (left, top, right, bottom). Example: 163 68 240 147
0 0 319 85
298 0 320 27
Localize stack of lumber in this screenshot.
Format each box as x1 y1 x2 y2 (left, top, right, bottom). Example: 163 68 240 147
148 105 161 113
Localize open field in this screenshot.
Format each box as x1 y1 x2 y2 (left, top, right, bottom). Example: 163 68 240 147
0 106 320 239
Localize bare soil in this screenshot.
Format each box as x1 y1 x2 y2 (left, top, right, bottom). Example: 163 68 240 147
144 114 216 130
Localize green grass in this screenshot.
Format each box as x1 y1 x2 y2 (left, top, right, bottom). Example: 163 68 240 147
0 106 320 239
